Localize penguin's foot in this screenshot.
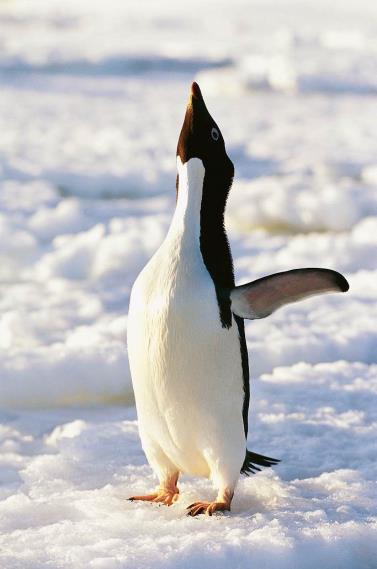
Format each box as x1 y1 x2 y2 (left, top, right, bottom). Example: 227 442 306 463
187 487 233 516
128 489 179 506
186 500 230 517
128 473 180 507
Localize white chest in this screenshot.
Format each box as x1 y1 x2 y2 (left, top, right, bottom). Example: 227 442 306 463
128 209 224 393
127 158 244 472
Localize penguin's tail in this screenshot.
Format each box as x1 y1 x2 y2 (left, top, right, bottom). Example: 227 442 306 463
240 449 280 476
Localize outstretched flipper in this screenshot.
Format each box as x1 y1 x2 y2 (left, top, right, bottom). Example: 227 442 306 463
231 268 349 320
232 268 349 474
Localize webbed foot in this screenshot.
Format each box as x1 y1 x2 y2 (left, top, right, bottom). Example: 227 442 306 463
186 500 230 516
128 490 179 506
128 473 180 507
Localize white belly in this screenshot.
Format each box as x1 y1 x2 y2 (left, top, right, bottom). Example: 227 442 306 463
128 157 245 481
127 237 245 478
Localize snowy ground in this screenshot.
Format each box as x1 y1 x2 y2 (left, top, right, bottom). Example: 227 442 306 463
0 0 376 567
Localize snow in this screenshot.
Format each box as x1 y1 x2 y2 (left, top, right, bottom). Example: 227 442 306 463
0 0 376 566
1 363 377 568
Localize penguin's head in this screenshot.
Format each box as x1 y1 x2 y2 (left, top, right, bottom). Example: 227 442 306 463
176 82 234 199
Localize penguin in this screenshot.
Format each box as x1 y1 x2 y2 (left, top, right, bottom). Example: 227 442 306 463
127 82 349 516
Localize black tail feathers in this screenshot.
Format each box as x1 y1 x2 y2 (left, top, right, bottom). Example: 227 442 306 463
241 449 280 476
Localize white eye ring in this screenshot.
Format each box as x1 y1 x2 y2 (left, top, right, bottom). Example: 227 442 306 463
211 127 219 141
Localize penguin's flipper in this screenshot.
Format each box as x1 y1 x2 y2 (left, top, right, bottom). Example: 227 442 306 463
230 268 349 320
241 450 280 476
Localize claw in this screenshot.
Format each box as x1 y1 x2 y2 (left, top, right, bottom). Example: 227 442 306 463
128 493 158 502
187 500 230 517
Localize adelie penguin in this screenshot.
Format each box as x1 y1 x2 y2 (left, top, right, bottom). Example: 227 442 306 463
127 82 349 516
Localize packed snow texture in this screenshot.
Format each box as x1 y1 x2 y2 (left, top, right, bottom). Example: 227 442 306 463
0 0 376 567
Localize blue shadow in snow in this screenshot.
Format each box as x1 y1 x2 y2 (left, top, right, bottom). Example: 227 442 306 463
1 55 233 77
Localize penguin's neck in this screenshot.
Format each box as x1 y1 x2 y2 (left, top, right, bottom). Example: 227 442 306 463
167 157 205 248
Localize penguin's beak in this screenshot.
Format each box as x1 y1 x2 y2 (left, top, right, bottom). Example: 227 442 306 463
187 81 209 121
177 82 212 163
176 80 234 189
190 81 203 104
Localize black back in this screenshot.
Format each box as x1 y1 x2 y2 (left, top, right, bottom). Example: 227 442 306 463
176 82 250 436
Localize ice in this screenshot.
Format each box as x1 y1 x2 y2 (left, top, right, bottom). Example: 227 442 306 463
0 0 376 566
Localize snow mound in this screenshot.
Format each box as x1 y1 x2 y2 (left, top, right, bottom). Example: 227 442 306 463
228 177 377 233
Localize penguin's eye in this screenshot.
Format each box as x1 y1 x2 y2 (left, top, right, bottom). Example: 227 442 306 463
211 127 219 141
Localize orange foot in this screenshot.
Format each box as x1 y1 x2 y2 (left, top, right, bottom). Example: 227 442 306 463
128 490 179 506
187 501 230 516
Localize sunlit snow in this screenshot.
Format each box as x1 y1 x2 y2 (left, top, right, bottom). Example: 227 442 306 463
0 0 376 567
